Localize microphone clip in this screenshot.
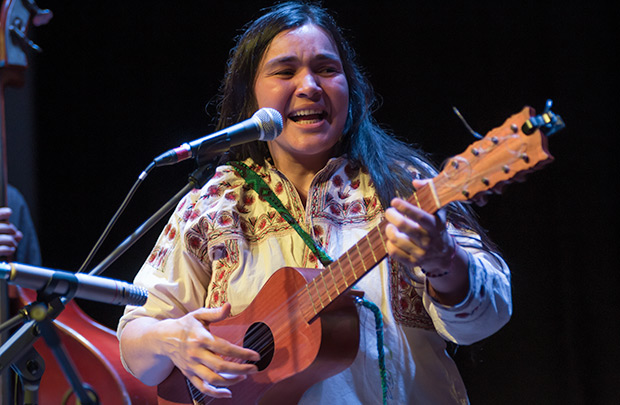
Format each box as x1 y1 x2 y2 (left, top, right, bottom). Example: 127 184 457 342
37 269 79 303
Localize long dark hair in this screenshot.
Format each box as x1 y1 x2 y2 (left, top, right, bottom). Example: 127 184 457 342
216 1 494 247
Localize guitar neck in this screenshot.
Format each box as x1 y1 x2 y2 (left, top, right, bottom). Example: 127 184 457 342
298 181 440 322
296 105 562 323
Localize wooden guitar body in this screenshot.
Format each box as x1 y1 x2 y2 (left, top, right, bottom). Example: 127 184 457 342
157 266 361 405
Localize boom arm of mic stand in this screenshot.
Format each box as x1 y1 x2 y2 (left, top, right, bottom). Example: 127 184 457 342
88 163 214 277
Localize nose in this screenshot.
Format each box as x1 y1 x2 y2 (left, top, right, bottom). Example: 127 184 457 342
295 72 322 100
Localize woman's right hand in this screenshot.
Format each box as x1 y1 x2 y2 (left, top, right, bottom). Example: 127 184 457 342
161 303 260 399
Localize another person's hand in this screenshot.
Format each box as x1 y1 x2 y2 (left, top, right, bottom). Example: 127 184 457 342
0 207 23 260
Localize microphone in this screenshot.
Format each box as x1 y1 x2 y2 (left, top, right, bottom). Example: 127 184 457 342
0 262 148 306
154 107 283 166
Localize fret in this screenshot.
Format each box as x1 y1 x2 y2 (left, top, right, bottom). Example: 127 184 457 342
320 272 332 301
305 284 318 315
411 188 422 208
376 223 388 253
355 243 367 271
365 233 378 264
338 259 349 288
412 182 440 214
313 279 325 309
427 180 441 211
345 250 357 279
328 265 340 295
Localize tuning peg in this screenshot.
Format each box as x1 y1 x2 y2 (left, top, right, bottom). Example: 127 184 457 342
33 9 53 27
9 20 43 53
24 0 53 27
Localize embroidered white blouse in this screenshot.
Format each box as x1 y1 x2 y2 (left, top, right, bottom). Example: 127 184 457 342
118 156 512 404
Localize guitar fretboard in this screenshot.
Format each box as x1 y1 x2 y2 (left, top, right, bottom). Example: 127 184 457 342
298 181 439 322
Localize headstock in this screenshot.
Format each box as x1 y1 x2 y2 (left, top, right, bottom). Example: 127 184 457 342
1 0 52 86
422 101 565 210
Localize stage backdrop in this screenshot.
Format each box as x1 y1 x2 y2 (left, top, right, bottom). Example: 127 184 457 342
8 1 617 403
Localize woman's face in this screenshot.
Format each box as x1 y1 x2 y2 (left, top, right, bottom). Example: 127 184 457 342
254 24 349 169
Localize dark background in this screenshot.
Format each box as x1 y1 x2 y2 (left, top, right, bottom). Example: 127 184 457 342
6 1 618 403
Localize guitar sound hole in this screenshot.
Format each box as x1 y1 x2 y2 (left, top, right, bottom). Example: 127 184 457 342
244 322 274 371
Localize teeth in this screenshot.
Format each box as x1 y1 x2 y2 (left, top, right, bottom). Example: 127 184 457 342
289 109 325 124
296 118 320 124
290 109 324 118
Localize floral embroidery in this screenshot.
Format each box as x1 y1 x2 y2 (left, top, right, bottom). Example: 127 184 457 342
390 260 434 330
148 246 169 269
274 182 284 194
310 162 383 226
206 185 220 197
313 225 324 236
185 216 213 262
218 212 235 226
207 239 240 308
350 202 363 214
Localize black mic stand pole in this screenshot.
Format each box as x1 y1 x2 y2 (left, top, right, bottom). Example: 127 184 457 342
0 163 213 404
0 290 99 404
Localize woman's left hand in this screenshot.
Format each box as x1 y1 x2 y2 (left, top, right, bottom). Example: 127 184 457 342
384 180 470 304
384 196 454 273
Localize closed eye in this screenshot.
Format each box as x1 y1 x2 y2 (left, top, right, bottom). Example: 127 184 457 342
318 66 340 75
277 70 295 76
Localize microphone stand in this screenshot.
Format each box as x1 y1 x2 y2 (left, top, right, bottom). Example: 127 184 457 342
88 163 214 277
0 163 214 404
0 288 99 403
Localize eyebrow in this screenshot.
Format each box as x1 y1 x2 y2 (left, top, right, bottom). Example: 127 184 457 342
263 53 342 69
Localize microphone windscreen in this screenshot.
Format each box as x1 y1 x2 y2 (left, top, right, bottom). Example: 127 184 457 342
254 108 283 141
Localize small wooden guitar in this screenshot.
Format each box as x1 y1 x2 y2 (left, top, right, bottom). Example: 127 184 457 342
157 105 564 405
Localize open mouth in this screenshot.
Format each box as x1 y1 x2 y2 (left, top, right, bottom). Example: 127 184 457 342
288 109 327 124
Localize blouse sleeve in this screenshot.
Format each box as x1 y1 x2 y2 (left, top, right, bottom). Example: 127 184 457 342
421 230 512 345
116 188 212 339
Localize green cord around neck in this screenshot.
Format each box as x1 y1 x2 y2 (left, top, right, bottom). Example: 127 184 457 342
228 160 388 404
